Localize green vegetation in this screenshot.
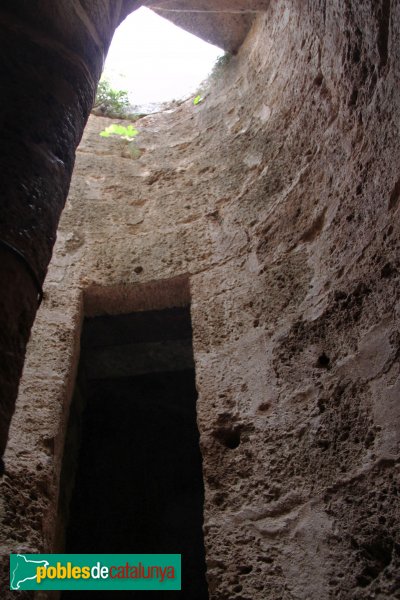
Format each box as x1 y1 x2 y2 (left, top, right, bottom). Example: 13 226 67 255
210 52 232 79
98 122 140 159
193 52 232 105
95 82 141 159
99 124 138 140
93 78 131 118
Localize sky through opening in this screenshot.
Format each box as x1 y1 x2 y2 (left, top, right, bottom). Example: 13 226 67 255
103 7 224 112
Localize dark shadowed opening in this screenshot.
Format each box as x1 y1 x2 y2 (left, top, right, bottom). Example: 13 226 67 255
58 306 208 599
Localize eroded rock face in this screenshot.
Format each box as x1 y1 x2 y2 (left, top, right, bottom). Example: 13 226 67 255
1 1 399 599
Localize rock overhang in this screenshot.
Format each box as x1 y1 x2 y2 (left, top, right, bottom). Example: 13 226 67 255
143 0 271 53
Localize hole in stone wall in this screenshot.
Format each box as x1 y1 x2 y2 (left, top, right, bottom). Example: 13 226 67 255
317 353 330 369
214 426 241 449
58 306 208 599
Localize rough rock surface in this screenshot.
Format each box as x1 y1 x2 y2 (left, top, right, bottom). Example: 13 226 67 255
1 1 400 598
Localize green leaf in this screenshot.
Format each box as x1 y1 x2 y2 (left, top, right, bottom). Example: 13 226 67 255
193 95 203 105
110 124 125 135
99 123 139 140
126 125 139 138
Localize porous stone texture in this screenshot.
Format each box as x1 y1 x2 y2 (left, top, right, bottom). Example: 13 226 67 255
1 1 400 598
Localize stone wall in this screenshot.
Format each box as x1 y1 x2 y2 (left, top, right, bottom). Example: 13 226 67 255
1 1 399 598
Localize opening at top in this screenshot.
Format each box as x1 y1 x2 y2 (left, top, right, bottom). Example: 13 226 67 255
103 7 223 113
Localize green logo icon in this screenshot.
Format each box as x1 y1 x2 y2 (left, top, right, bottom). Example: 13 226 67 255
10 554 181 591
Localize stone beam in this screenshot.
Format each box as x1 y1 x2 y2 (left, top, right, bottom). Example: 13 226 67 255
144 0 270 52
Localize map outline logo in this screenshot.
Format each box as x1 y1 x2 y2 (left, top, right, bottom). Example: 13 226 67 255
10 554 49 590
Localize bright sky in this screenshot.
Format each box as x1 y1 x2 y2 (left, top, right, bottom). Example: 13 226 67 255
103 7 223 109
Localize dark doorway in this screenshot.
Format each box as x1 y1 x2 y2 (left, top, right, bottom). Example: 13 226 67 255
59 307 208 599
